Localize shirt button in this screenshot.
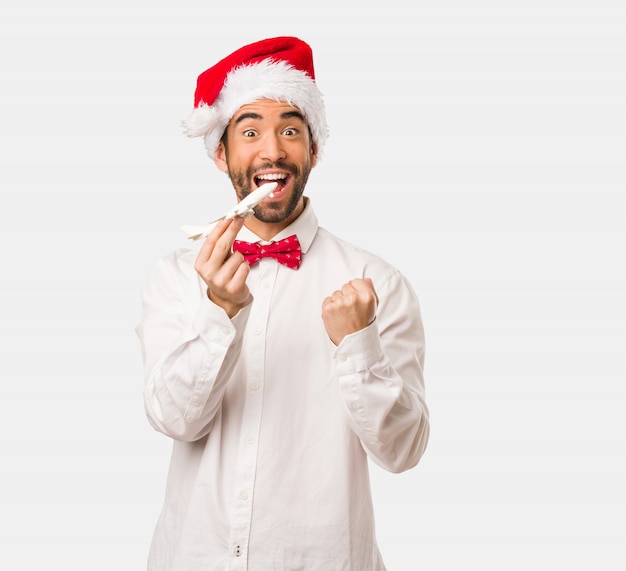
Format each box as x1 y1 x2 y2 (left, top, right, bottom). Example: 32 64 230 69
337 353 347 362
239 490 248 501
254 327 262 335
221 327 230 336
250 383 260 391
262 281 270 289
245 435 254 444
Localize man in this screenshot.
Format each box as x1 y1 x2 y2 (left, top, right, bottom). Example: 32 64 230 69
136 36 429 570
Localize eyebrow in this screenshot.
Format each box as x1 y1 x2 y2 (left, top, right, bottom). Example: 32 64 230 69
233 110 306 124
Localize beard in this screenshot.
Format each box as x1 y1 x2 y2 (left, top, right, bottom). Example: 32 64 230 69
229 160 312 224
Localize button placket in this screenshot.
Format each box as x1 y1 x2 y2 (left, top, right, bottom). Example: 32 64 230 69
227 261 278 568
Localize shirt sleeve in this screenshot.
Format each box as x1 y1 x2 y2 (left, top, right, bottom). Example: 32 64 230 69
333 269 429 473
136 251 251 442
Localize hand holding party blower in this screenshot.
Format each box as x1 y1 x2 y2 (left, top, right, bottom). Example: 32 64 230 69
181 182 278 241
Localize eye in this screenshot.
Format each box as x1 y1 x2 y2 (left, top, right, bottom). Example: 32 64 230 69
282 127 298 136
243 129 257 138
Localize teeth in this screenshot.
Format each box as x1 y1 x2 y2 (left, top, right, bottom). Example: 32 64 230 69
257 173 287 180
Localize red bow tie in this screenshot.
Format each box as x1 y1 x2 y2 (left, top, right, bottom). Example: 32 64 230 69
232 234 302 269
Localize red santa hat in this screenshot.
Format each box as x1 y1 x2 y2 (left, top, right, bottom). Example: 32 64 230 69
183 36 328 160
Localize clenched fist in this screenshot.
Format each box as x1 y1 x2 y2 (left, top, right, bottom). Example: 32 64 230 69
321 278 379 346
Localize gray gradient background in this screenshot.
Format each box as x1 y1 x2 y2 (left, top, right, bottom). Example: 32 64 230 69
1 1 624 569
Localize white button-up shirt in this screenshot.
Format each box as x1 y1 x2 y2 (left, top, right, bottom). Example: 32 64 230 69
136 199 429 571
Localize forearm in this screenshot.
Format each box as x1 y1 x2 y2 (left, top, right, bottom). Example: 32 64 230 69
335 321 429 472
136 256 251 441
142 307 245 441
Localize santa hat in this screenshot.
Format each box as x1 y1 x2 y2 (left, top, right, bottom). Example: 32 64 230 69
183 36 328 160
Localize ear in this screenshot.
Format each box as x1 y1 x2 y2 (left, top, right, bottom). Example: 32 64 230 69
310 141 319 168
214 140 229 173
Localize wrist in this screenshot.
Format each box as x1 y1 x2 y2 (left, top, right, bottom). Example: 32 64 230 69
207 288 251 319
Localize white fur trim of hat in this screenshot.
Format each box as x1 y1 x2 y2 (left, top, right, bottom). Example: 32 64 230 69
182 36 328 161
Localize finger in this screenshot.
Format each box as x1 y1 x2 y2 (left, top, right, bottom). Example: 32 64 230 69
213 217 246 261
340 282 365 306
231 255 251 284
340 282 354 296
349 278 373 294
199 217 245 266
363 278 380 306
218 250 248 281
331 290 345 302
207 251 250 296
363 278 377 293
350 278 379 305
221 215 246 244
196 219 233 263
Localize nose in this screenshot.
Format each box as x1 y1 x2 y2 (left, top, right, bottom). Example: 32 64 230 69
259 133 286 162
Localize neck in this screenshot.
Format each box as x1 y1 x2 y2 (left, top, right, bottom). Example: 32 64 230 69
244 198 306 241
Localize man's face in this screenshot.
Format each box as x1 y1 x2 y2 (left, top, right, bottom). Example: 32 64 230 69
214 99 318 229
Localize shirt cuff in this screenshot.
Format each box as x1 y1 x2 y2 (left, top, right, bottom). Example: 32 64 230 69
333 320 383 374
192 295 252 345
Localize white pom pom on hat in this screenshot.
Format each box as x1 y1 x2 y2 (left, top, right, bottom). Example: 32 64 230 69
183 36 329 161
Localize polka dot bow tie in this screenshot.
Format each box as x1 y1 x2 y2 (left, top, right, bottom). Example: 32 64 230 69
232 234 302 270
